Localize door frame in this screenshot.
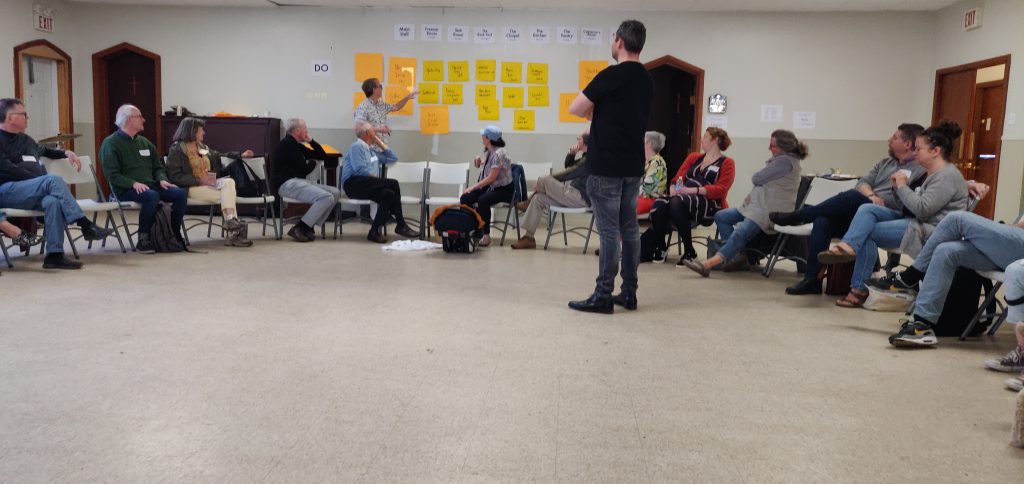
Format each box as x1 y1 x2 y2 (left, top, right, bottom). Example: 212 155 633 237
13 39 74 150
92 42 162 155
644 55 704 153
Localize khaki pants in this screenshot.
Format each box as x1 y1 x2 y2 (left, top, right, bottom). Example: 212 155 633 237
522 175 586 236
188 178 237 211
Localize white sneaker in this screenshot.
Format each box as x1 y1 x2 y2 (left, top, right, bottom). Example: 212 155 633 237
984 346 1024 373
1005 374 1024 392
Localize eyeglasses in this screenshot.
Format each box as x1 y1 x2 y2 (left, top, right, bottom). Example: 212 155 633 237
9 112 28 119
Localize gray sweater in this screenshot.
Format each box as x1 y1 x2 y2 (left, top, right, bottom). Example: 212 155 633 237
896 162 969 256
738 153 802 233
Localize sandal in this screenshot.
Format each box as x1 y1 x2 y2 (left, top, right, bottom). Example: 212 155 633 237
818 243 857 265
681 259 710 278
835 289 868 308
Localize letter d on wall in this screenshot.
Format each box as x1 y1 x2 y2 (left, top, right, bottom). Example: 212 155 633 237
311 59 332 77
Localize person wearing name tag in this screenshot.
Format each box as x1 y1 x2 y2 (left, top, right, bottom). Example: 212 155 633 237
100 104 187 253
0 98 114 269
166 117 253 247
646 127 735 264
341 121 419 243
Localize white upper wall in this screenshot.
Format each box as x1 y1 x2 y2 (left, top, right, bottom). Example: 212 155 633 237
0 0 76 98
934 0 1023 140
47 5 939 140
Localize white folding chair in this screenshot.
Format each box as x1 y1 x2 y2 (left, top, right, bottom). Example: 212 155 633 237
544 206 595 254
959 212 1024 340
41 156 129 255
222 157 279 239
493 161 553 246
383 161 428 232
423 162 469 238
762 177 860 277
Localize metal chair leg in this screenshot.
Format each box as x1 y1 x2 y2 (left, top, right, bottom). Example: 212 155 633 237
561 214 569 246
543 211 556 250
961 281 1003 340
65 227 80 259
762 234 788 278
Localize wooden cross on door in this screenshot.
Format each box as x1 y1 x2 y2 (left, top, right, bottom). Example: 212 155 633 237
127 76 140 97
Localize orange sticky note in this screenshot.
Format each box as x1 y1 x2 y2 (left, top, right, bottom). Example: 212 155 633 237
527 86 549 107
355 53 384 82
354 92 366 110
423 60 445 82
478 99 500 121
388 56 417 89
385 85 413 116
578 60 608 90
513 110 535 131
476 59 496 82
421 106 450 135
503 86 523 108
559 93 587 123
501 62 522 83
448 61 470 82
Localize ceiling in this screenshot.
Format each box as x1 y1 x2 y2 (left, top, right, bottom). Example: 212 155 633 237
65 0 963 12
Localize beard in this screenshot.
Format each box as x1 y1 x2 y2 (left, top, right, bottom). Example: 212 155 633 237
888 147 896 158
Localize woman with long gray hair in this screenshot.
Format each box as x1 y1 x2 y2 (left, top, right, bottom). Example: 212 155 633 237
681 129 805 276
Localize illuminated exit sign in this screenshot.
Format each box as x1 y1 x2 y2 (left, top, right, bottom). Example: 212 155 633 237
963 7 982 31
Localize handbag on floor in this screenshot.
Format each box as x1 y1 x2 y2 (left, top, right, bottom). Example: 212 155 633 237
151 202 186 253
430 204 484 253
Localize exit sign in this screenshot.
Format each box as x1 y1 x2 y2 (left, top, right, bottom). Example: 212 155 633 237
33 4 53 33
963 7 982 31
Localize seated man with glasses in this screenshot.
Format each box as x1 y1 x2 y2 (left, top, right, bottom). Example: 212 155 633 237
0 97 113 269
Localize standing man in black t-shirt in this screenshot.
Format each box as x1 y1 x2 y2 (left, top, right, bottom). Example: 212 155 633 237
567 19 654 314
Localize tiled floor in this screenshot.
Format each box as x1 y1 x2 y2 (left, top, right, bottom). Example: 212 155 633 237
1 223 1022 483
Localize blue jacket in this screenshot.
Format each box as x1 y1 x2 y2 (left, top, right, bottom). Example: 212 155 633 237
341 139 397 186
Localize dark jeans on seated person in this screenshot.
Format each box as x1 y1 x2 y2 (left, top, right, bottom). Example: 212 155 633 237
588 175 642 297
118 184 187 235
460 183 515 235
794 189 871 279
343 175 410 232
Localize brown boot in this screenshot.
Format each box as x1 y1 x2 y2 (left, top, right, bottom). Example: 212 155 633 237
511 235 536 250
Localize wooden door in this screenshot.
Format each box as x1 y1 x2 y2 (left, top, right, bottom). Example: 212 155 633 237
933 69 975 168
92 43 161 195
969 82 1007 218
645 56 704 178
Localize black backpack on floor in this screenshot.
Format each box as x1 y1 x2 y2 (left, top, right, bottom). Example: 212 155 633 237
225 160 266 198
932 267 996 337
151 202 185 253
430 204 484 253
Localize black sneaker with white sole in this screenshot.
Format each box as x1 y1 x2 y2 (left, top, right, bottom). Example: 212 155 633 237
888 319 937 347
867 272 919 293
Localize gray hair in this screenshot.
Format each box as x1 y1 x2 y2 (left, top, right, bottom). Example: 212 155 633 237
645 131 666 153
771 129 809 160
354 121 372 138
114 104 139 128
284 118 306 134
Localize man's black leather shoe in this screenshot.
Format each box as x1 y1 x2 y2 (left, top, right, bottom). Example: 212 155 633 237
611 292 638 310
769 211 802 227
568 294 614 314
81 223 114 241
42 254 82 270
785 277 823 295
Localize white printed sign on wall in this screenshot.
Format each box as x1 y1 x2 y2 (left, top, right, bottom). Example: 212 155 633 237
793 111 817 129
421 24 442 42
504 26 523 43
529 26 551 43
449 25 469 43
474 26 496 44
556 26 577 44
394 24 414 41
311 59 332 77
761 105 783 123
580 27 603 45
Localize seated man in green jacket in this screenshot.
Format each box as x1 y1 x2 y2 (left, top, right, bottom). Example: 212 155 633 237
100 104 186 253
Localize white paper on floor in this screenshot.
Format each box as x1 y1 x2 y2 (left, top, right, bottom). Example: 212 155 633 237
382 240 443 252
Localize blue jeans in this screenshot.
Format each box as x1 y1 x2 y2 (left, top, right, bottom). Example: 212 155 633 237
842 204 908 290
714 208 762 261
586 175 641 297
0 175 85 254
910 212 1024 323
118 185 187 235
797 190 871 279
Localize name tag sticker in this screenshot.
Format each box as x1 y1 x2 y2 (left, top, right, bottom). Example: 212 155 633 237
139 149 151 156
708 165 720 173
22 155 36 162
198 148 209 156
370 155 378 164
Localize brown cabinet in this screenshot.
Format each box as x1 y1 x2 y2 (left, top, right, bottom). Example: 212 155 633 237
160 115 281 165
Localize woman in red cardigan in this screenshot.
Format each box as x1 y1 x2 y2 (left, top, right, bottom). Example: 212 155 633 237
647 127 736 263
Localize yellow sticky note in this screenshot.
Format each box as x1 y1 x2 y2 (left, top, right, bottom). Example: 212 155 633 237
526 63 548 84
388 56 417 89
354 92 366 110
476 85 496 104
501 62 522 83
418 83 439 104
420 106 450 135
423 60 445 82
514 110 535 131
385 85 413 116
442 84 464 105
527 86 549 107
355 53 384 83
478 99 500 121
476 60 496 82
448 61 470 82
559 93 587 123
502 87 523 108
579 60 609 90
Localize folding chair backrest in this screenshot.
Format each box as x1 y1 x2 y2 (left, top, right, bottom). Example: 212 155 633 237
518 162 553 185
387 161 428 184
801 177 860 207
223 156 272 194
41 156 96 186
426 162 469 195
